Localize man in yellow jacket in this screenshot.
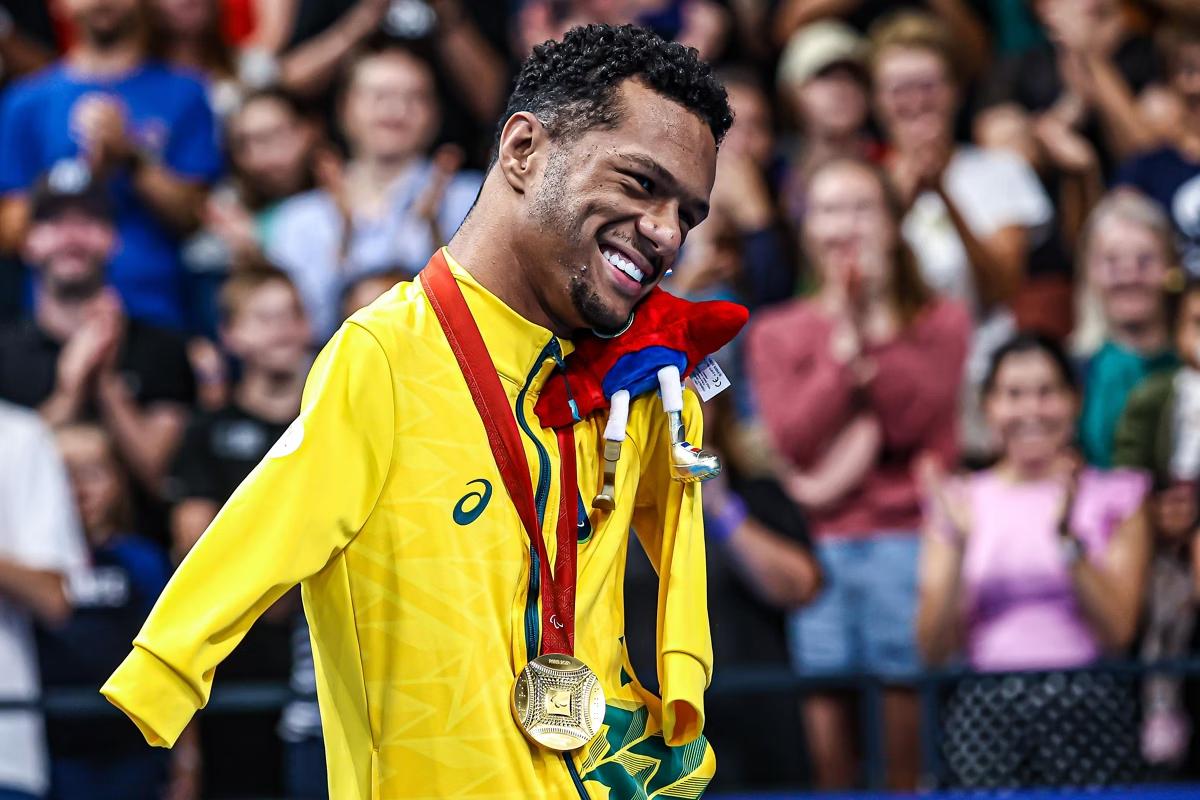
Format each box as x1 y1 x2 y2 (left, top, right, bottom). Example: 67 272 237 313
102 23 732 799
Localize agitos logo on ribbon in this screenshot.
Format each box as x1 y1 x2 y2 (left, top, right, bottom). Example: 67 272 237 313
453 479 492 525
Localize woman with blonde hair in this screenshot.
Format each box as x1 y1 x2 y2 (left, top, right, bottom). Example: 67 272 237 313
1072 189 1180 467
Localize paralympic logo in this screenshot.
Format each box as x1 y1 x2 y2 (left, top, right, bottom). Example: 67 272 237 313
453 478 493 525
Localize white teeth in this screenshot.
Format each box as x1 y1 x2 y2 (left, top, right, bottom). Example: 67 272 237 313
602 248 645 284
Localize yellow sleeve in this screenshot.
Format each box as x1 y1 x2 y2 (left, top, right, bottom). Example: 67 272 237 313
100 322 395 748
630 388 711 747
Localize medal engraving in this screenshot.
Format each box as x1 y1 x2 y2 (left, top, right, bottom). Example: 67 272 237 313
511 654 606 751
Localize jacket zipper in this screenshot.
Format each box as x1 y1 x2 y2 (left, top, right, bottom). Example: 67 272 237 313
517 339 592 799
516 337 556 662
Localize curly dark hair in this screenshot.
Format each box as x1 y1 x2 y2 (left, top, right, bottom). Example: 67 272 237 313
496 24 732 155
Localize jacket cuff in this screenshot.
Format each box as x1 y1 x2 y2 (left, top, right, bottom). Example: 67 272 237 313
660 651 709 746
100 646 201 748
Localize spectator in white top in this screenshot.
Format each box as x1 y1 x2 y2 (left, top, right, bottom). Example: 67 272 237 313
0 400 87 800
267 45 482 341
870 11 1054 461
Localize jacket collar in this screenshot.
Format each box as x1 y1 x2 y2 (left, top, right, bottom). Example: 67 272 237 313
434 248 574 395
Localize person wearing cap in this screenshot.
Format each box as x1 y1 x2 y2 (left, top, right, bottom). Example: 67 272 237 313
0 0 222 332
0 166 195 501
776 20 880 231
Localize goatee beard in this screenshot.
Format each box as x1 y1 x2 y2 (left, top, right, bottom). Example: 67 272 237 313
86 16 138 50
569 270 628 335
49 273 106 304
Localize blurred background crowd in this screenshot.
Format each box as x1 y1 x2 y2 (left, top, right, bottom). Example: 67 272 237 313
1 0 1200 798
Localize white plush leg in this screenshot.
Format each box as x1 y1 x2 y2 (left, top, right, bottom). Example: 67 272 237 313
657 365 684 414
594 390 630 511
603 390 630 442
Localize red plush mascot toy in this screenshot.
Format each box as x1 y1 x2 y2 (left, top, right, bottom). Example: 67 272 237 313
535 286 748 510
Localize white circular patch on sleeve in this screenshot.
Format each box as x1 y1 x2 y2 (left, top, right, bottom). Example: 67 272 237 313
268 418 305 459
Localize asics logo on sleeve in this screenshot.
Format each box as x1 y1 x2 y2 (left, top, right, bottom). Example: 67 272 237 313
453 479 493 525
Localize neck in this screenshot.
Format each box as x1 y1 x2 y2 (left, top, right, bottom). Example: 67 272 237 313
167 37 207 73
352 153 417 187
448 211 569 337
87 522 118 549
807 129 862 159
997 455 1059 483
35 288 98 343
235 367 305 423
68 36 144 77
1110 316 1168 355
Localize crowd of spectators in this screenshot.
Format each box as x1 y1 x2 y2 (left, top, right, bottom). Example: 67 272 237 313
1 0 1200 797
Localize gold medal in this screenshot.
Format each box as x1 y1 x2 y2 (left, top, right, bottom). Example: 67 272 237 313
511 654 606 751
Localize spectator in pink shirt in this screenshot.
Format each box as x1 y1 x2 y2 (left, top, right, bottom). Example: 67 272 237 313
917 333 1152 787
747 156 970 791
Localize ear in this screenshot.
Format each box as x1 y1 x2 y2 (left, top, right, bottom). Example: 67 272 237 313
496 111 547 195
21 223 49 266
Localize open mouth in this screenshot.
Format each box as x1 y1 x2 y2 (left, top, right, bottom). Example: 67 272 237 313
598 241 655 295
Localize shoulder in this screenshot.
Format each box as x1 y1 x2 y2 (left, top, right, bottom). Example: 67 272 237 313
1082 466 1151 512
0 399 53 450
1 64 65 108
343 277 433 358
110 534 168 568
949 145 1037 183
915 297 971 336
1126 368 1176 406
274 190 337 229
1122 146 1181 170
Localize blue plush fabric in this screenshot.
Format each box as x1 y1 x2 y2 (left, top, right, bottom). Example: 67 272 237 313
600 346 687 399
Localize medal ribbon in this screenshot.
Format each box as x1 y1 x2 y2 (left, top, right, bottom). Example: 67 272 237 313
423 251 578 656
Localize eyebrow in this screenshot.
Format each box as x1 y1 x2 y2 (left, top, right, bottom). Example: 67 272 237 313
617 153 710 222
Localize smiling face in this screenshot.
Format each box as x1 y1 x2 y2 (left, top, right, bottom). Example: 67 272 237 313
222 279 311 376
342 50 439 162
804 160 897 298
58 425 126 543
518 80 718 334
792 64 869 140
986 348 1079 471
873 45 955 149
230 95 313 201
24 209 115 300
1087 215 1170 331
62 0 142 46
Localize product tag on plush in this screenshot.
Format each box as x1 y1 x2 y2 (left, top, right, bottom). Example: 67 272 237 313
691 357 731 401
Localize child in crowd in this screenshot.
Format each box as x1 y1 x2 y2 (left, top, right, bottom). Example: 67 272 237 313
166 266 313 798
40 424 177 800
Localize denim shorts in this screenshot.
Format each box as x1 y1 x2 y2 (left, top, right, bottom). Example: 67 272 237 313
787 532 921 679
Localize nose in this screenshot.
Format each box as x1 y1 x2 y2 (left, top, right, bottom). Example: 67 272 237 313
636 201 683 264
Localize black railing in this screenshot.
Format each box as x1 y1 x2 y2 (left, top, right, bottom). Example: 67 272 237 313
5 658 1200 792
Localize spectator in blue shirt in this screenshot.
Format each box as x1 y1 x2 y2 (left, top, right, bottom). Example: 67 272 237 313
0 0 223 332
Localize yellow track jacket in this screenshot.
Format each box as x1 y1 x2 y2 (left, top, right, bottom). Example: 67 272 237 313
101 250 716 799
